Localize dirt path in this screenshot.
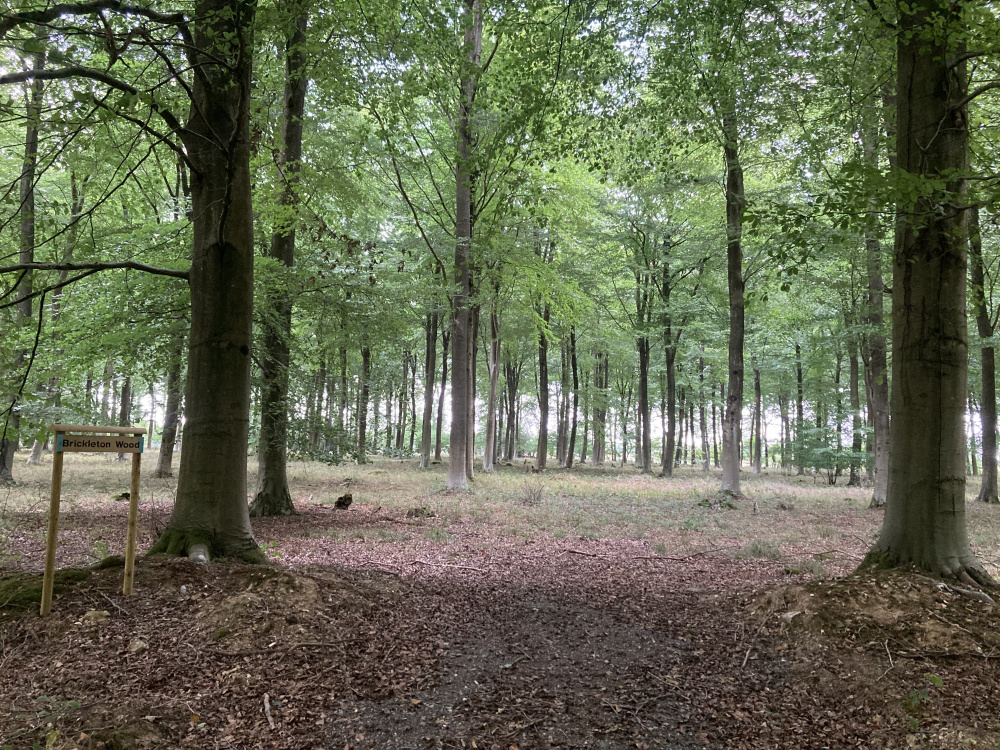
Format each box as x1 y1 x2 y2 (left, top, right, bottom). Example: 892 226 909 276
1 522 999 749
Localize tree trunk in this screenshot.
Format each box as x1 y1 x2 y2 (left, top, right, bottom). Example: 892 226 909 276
535 302 551 470
711 383 719 468
115 376 133 462
566 327 579 469
446 0 481 490
848 339 862 487
420 311 438 468
152 0 261 561
637 336 652 473
795 343 805 476
1 45 44 481
592 352 607 465
752 368 762 474
155 335 184 478
466 303 479 479
435 325 450 462
969 394 980 477
871 1 990 584
699 357 710 472
483 306 500 472
250 5 308 517
861 121 891 507
970 206 998 502
357 346 371 463
720 111 745 496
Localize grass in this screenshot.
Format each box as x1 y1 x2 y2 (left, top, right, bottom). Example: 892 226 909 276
4 451 1000 581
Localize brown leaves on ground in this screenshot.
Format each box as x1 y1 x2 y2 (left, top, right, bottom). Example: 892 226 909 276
1 461 999 748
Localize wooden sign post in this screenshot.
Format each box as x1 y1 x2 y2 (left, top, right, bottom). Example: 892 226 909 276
40 424 146 616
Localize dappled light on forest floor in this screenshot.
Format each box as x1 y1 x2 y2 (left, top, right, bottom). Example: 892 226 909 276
1 457 999 748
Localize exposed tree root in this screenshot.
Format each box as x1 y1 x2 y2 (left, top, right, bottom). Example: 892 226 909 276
148 528 265 564
860 547 998 593
249 485 296 518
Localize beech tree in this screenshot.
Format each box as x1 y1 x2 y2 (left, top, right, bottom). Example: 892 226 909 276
869 0 993 583
1 0 262 560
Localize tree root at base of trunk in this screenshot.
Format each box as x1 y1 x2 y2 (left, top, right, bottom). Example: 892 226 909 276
859 547 999 592
148 528 266 564
248 486 296 518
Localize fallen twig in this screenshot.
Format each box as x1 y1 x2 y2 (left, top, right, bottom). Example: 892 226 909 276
263 693 275 729
99 590 128 616
412 559 486 573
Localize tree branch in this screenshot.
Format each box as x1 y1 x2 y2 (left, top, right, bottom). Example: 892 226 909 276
0 2 195 59
957 81 1000 109
0 261 189 280
0 66 184 134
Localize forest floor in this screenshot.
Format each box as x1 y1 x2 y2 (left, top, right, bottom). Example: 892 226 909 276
1 455 1000 749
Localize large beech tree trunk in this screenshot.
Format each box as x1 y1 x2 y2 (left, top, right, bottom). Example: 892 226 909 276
446 0 481 490
720 111 745 496
152 0 261 561
871 0 990 584
250 5 308 518
970 206 998 502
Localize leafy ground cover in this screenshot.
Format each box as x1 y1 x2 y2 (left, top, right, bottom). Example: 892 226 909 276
1 455 999 748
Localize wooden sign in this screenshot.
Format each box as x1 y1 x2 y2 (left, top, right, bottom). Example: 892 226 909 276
57 434 144 453
41 424 147 616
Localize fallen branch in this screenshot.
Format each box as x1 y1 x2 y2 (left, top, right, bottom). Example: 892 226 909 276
412 559 486 573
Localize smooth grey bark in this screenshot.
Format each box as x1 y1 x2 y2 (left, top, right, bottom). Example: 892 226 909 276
152 0 261 561
970 206 998 502
871 0 990 584
446 0 481 490
251 5 308 518
720 111 745 496
420 311 438 468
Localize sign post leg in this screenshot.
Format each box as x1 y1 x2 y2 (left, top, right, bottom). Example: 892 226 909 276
123 451 141 595
40 434 65 616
